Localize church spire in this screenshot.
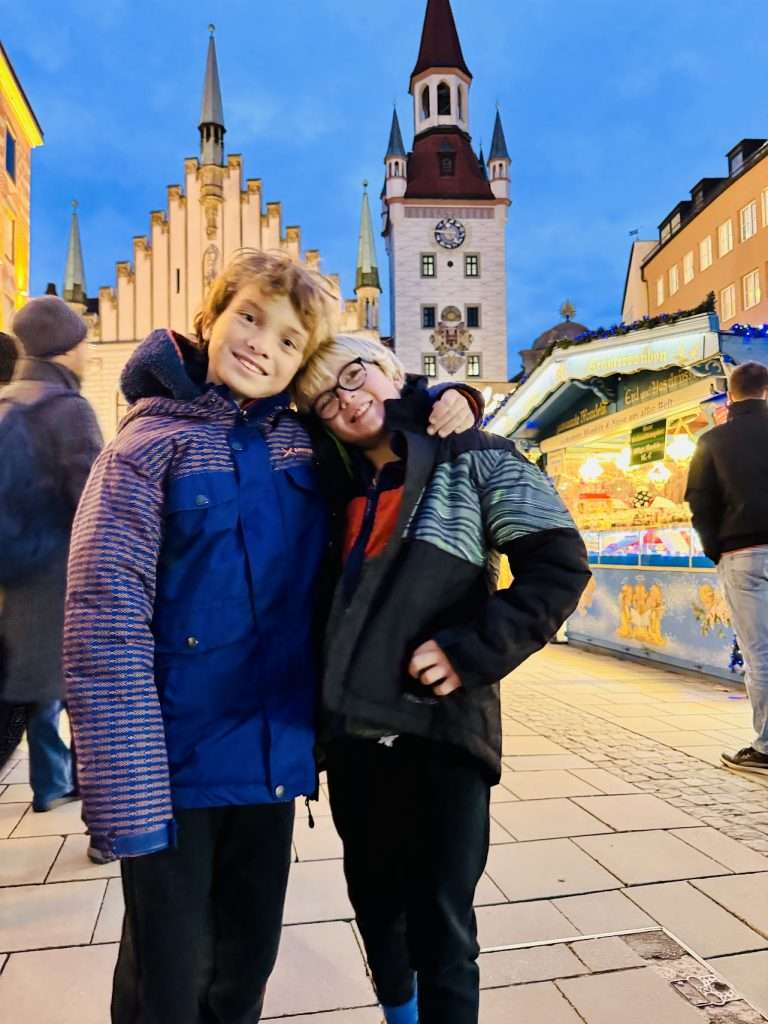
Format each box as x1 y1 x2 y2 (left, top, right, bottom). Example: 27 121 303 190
410 0 471 87
63 200 86 307
489 109 510 161
199 25 225 166
355 183 380 293
385 108 406 159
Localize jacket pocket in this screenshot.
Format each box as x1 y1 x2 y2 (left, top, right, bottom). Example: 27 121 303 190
152 596 254 654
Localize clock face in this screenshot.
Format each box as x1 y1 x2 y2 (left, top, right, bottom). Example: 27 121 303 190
434 218 466 250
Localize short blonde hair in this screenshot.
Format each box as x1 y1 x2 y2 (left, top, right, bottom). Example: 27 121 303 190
293 334 406 412
193 249 340 363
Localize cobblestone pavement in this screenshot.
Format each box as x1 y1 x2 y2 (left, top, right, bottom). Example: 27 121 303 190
2 643 768 1022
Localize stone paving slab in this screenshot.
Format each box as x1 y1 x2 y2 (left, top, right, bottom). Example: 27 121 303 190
3 645 768 1021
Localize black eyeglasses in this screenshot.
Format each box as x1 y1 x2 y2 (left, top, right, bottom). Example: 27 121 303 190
312 358 369 420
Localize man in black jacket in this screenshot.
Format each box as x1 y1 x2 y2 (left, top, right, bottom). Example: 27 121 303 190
0 298 102 801
685 361 768 775
295 335 590 1024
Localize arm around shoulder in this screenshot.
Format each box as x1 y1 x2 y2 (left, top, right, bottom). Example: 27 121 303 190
65 445 175 859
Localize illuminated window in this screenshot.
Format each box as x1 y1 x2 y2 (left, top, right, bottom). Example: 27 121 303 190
464 254 480 277
669 264 679 295
656 276 665 306
683 251 694 284
422 354 437 377
743 269 761 310
763 188 768 228
421 305 436 328
720 283 736 321
699 236 713 270
5 129 15 182
467 354 481 377
420 254 436 278
718 219 733 257
740 201 758 242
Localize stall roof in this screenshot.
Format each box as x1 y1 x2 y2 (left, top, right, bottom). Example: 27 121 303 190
489 312 722 438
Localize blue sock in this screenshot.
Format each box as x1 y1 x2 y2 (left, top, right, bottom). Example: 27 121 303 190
382 990 418 1024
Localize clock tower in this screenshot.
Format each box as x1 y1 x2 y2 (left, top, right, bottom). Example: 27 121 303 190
382 0 511 382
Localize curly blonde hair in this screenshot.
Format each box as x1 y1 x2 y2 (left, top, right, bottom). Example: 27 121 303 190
193 249 340 362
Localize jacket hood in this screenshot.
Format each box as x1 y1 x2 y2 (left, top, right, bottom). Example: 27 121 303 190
120 329 208 405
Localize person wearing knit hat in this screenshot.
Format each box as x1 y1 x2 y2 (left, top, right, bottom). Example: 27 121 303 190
0 296 102 808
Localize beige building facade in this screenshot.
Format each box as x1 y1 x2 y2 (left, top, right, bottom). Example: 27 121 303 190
0 42 43 333
623 139 768 330
78 30 377 440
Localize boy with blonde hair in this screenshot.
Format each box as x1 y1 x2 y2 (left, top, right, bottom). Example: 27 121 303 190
65 252 474 1024
295 335 591 1024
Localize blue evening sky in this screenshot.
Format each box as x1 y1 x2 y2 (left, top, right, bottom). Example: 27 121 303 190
4 0 766 367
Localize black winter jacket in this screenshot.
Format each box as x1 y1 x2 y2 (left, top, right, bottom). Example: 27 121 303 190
685 399 768 564
322 396 591 781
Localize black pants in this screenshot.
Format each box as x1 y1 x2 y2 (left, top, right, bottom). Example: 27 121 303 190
326 736 491 1024
112 803 295 1024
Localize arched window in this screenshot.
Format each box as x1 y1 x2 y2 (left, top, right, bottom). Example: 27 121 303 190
437 82 451 116
457 86 463 121
421 86 430 119
395 161 400 176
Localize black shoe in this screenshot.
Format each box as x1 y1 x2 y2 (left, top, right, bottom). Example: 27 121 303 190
721 747 768 775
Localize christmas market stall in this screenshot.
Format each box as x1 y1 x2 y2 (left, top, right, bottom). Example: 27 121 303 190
487 305 768 680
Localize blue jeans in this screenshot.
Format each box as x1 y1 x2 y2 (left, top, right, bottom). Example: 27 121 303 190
718 546 768 754
27 701 74 810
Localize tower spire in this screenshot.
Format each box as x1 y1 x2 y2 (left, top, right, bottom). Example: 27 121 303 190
488 109 510 161
355 182 381 293
385 108 406 159
410 0 471 88
63 200 86 307
199 25 225 165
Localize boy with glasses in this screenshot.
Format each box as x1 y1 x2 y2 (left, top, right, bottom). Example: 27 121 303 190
294 335 591 1024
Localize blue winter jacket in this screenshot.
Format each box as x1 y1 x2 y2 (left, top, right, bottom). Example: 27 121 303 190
65 330 329 858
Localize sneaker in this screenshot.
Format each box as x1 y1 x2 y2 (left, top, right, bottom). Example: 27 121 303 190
721 747 768 775
32 790 79 813
87 845 116 866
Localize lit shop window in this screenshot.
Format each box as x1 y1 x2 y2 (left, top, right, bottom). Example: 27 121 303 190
669 265 679 295
720 283 736 321
740 201 757 242
743 269 761 310
718 219 733 257
683 251 694 284
699 236 713 270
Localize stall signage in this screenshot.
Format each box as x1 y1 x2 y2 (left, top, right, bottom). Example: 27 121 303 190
621 368 695 409
556 399 611 434
630 418 667 465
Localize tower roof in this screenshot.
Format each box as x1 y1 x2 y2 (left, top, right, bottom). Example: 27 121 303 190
355 184 381 292
478 143 488 180
63 200 87 304
385 108 406 159
488 110 510 161
405 128 493 200
199 26 224 128
410 0 471 88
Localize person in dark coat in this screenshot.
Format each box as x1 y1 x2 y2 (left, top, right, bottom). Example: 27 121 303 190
0 298 102 808
686 360 768 776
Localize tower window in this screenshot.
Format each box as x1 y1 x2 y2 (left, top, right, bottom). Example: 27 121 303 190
422 305 436 328
5 129 16 182
439 154 455 176
421 86 430 120
458 86 464 121
467 354 481 377
437 82 451 116
420 254 436 278
464 254 480 278
466 305 480 328
176 268 181 294
422 354 437 378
